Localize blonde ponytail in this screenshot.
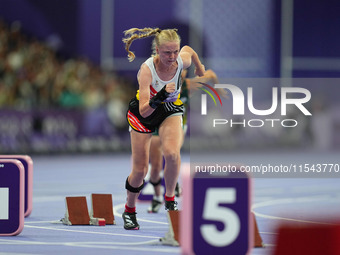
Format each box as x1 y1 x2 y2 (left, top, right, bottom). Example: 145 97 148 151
122 27 161 62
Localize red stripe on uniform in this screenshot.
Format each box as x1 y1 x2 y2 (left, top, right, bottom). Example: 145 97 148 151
128 112 146 132
127 111 152 133
150 85 157 97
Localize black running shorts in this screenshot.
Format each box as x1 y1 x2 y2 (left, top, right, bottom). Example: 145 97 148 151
126 97 184 133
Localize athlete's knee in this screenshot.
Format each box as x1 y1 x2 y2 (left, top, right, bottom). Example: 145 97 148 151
130 169 146 181
132 158 149 174
163 149 180 164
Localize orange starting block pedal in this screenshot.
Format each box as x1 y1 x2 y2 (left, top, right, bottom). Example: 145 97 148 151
61 196 105 226
90 193 116 225
61 196 91 225
160 210 180 246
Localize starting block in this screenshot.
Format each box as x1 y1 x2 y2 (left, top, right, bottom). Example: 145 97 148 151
0 155 33 217
90 194 115 225
61 196 92 225
160 210 180 246
274 223 340 255
61 194 115 226
0 159 25 236
61 196 105 226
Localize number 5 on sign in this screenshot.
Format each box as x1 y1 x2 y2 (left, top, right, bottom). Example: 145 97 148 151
201 188 240 247
181 163 252 255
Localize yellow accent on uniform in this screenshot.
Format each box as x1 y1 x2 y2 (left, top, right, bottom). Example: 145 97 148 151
135 90 183 105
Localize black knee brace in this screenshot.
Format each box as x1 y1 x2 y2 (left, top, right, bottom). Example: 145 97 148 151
149 178 162 187
125 177 145 193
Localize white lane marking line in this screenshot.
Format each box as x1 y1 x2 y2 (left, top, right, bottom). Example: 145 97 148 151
64 240 161 246
25 221 59 224
252 195 340 225
253 211 337 225
65 243 178 253
0 253 36 255
0 239 160 246
0 239 178 253
26 221 168 230
23 225 162 239
252 195 330 209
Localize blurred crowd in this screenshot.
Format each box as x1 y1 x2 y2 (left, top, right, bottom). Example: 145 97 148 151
0 19 135 112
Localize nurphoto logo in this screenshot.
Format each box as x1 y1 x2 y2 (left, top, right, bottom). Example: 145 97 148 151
200 84 312 128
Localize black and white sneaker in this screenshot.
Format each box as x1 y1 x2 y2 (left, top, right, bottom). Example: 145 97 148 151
148 199 162 213
122 211 140 230
165 200 178 211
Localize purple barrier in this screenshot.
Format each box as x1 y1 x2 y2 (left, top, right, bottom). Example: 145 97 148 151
0 109 129 153
0 159 25 236
0 155 33 217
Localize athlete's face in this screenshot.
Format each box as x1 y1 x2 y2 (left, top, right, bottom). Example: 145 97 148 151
157 41 180 66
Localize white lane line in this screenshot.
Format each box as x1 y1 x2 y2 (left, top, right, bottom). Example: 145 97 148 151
0 252 40 255
25 221 59 224
65 242 178 253
0 239 178 253
252 195 340 225
253 211 337 225
252 195 330 209
23 225 162 239
0 239 159 246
